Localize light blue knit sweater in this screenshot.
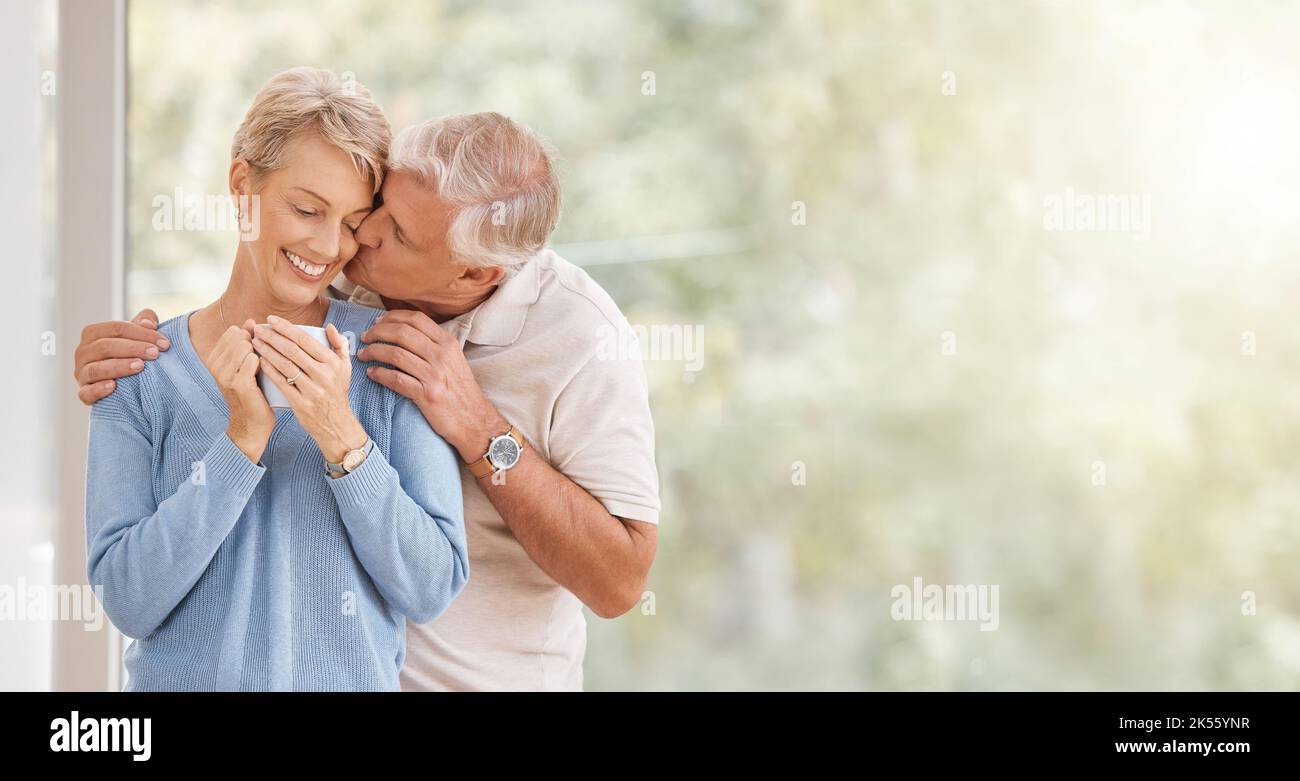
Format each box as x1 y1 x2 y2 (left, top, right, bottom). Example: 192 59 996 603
85 298 468 691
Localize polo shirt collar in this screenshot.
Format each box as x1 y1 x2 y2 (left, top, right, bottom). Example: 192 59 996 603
443 255 542 347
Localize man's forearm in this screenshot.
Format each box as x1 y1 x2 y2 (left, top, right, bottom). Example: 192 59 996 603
355 309 658 618
473 440 656 619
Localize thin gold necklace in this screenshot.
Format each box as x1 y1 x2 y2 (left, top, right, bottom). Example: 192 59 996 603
218 295 325 329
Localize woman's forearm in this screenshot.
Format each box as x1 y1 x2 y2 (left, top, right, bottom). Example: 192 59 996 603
327 443 468 624
326 400 468 624
86 422 265 638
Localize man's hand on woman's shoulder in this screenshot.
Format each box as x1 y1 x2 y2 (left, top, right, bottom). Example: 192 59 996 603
74 307 170 404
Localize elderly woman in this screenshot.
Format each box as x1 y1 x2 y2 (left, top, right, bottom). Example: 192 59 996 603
84 67 468 691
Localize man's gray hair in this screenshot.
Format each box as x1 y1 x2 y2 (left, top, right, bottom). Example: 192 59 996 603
389 112 562 278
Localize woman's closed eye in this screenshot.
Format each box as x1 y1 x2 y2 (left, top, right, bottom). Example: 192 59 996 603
294 205 319 218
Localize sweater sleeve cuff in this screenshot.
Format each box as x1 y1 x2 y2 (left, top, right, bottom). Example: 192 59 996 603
326 442 395 507
203 432 267 497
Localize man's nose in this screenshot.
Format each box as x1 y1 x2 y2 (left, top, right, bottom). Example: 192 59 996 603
355 212 381 249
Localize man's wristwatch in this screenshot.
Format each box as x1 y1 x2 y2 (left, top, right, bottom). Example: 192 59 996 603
467 425 523 479
325 438 374 477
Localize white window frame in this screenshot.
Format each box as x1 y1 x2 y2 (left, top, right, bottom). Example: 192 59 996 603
53 0 128 692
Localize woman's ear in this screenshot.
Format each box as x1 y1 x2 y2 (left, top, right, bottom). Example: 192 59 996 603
229 159 257 238
229 158 253 208
228 156 250 196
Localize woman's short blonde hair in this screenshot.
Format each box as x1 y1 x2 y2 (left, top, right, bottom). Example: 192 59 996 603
231 67 391 195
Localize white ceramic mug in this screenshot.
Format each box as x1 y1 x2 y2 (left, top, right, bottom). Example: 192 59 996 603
257 324 332 409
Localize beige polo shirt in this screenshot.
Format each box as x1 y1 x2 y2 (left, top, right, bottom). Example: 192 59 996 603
333 249 660 691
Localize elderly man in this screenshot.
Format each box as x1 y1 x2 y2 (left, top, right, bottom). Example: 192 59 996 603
73 112 660 691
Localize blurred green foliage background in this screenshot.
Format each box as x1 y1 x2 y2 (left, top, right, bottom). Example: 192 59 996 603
128 0 1300 690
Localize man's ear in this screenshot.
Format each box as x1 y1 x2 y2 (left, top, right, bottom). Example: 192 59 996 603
455 264 506 291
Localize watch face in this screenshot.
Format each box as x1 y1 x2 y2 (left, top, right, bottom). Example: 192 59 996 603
342 449 366 472
488 435 521 469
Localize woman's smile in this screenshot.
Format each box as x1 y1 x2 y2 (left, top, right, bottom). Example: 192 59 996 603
283 247 331 281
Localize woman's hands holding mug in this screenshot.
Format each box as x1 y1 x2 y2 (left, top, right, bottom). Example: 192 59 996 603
212 321 276 463
252 315 367 469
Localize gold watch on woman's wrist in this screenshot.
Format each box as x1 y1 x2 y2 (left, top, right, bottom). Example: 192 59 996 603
325 438 374 477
